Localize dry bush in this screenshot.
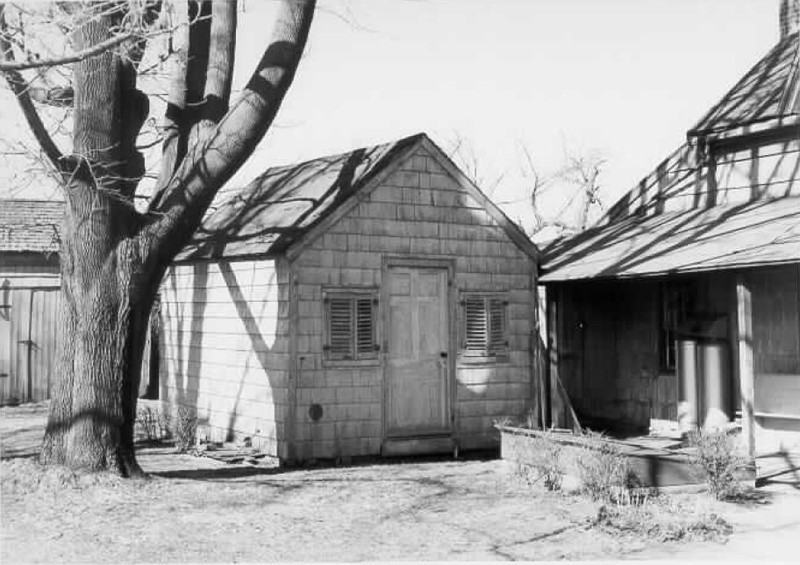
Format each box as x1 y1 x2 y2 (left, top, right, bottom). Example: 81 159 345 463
575 431 639 504
169 406 197 453
689 429 746 500
135 404 171 442
519 431 566 491
593 497 732 542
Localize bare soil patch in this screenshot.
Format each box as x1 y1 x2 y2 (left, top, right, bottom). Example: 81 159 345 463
2 403 799 562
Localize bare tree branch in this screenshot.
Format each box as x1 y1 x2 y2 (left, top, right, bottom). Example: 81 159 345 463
0 29 134 71
0 4 64 169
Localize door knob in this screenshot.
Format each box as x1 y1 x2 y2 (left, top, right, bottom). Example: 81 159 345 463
440 352 448 358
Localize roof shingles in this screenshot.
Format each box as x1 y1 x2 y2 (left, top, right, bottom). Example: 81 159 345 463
0 200 63 253
179 134 424 260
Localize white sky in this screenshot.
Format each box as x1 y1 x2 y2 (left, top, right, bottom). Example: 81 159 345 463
0 0 782 232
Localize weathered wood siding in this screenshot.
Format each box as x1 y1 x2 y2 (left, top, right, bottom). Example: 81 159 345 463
0 253 60 404
555 280 661 430
748 265 800 451
290 146 536 460
556 267 800 451
159 258 292 457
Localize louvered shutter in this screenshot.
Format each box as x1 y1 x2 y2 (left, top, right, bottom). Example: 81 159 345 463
328 297 353 359
355 297 376 357
488 298 507 354
464 295 488 354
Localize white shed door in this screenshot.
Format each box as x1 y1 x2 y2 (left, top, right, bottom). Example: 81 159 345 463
386 266 450 436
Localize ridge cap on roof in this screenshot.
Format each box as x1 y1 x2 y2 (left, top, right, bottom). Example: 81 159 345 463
245 132 428 184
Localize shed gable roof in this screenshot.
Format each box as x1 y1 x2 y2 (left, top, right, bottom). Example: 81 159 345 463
179 133 537 261
0 199 63 253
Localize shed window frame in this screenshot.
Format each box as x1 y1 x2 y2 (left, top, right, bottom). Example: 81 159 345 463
323 288 380 365
459 292 510 362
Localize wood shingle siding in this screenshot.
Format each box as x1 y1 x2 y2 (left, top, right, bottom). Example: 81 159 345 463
159 133 540 462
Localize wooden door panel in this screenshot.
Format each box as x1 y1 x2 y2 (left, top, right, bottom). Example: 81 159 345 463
386 266 450 436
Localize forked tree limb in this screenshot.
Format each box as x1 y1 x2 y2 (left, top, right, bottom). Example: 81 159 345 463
151 0 213 207
144 0 315 260
152 0 238 210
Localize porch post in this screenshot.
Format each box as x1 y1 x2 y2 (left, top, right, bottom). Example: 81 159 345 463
545 287 558 428
735 274 756 462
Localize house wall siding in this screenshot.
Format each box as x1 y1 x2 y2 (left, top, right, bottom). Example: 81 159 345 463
290 146 536 460
556 280 660 430
1 253 61 405
159 257 292 458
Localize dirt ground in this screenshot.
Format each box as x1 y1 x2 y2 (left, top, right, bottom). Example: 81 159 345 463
2 404 799 562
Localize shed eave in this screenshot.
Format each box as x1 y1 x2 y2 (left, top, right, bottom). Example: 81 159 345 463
540 257 800 285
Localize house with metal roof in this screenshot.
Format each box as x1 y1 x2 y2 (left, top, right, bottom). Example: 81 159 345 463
159 133 541 462
0 199 63 405
539 1 800 468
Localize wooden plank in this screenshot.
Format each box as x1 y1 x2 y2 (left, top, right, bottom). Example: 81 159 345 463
381 435 454 457
29 289 59 401
11 289 32 402
0 285 12 403
736 274 756 461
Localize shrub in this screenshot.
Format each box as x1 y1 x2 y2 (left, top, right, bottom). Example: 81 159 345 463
170 406 198 453
135 404 171 442
689 429 746 500
575 431 638 504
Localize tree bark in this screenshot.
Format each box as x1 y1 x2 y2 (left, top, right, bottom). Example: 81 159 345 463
40 188 149 476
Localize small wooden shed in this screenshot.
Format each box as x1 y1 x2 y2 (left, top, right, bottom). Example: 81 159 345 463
540 15 800 463
0 200 62 405
159 133 541 462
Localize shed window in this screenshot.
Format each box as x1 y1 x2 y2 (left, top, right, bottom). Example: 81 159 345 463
324 292 378 361
461 294 508 357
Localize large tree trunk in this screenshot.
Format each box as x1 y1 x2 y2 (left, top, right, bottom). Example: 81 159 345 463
40 187 156 476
